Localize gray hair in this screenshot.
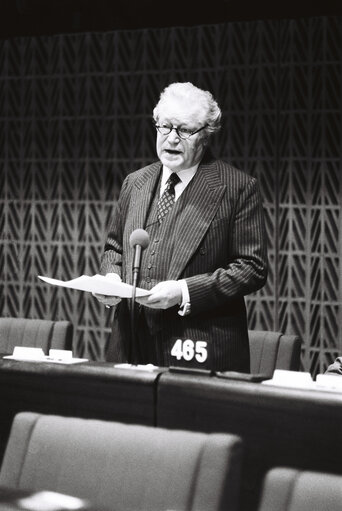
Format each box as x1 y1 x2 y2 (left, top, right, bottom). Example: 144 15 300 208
153 82 222 135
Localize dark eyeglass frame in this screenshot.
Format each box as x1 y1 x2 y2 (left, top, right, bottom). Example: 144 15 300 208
154 123 208 140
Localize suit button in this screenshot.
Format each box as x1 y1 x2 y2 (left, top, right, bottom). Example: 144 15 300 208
146 277 151 283
200 247 206 255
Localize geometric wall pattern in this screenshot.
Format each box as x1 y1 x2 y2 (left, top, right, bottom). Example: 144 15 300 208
0 16 341 375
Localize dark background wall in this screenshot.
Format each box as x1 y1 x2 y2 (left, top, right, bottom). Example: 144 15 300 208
0 4 341 376
0 1 340 37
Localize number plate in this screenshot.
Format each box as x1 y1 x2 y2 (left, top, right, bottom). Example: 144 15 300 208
171 339 208 364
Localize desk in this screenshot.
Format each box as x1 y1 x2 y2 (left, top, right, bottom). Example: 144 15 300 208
0 358 164 463
157 372 342 511
1 361 342 511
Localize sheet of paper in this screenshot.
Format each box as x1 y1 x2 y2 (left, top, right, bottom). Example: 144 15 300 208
114 363 159 372
38 274 151 298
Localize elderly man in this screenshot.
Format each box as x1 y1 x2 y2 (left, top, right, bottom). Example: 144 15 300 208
97 82 268 372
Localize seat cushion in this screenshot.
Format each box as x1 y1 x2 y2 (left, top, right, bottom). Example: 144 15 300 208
258 467 342 511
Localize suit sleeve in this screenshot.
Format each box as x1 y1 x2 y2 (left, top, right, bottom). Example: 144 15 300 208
185 177 268 315
99 176 131 278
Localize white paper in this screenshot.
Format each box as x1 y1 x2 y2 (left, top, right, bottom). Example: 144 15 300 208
38 274 151 298
49 349 73 361
114 363 159 372
316 374 342 392
17 490 86 510
3 347 88 364
262 369 315 389
11 347 46 361
262 370 342 393
3 355 88 364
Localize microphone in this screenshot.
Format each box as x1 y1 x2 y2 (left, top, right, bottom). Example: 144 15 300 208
129 229 149 364
129 229 150 287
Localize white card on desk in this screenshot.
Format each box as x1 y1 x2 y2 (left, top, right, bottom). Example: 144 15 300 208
17 490 87 510
3 347 88 364
316 374 342 391
262 369 315 389
10 347 45 361
38 274 151 298
114 363 159 372
48 349 73 361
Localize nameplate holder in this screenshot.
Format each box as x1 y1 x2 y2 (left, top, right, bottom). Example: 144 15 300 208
4 347 88 364
11 347 45 360
47 349 73 362
17 490 88 511
315 374 342 391
169 366 214 377
215 371 271 382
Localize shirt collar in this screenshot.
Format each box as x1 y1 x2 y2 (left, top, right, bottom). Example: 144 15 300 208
161 163 199 188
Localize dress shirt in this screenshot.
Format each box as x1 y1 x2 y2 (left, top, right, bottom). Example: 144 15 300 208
159 164 198 201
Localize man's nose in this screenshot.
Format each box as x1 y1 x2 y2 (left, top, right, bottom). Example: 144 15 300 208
167 128 180 142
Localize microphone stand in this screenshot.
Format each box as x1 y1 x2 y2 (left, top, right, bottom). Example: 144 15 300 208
128 229 149 365
130 245 141 364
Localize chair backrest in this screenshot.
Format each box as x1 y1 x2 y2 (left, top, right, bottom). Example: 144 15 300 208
258 467 342 511
249 330 301 376
0 317 73 353
0 412 243 511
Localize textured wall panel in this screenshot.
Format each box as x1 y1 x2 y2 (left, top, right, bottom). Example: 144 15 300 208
0 17 341 375
278 17 342 374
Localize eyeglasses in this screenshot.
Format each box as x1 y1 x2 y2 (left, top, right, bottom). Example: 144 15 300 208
154 124 208 140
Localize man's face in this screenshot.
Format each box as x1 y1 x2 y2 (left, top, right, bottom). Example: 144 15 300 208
155 97 208 172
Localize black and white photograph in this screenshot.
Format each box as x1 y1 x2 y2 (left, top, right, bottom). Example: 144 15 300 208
0 1 341 510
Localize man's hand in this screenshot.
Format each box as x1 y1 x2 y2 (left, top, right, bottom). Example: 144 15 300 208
136 280 182 310
93 294 121 307
92 272 122 308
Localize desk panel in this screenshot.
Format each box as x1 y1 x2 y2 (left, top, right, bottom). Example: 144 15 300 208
157 372 342 511
0 359 164 463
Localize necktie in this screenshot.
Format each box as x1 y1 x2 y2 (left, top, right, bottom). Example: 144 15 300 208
157 173 181 223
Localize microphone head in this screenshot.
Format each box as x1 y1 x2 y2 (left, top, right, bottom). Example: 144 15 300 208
129 229 150 249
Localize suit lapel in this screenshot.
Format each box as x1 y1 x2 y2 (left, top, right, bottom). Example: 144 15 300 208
168 158 226 280
124 162 161 283
131 162 161 229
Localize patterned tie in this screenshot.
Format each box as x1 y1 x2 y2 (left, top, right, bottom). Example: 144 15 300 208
157 172 181 223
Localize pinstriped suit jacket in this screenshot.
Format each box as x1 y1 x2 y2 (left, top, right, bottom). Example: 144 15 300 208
100 153 268 371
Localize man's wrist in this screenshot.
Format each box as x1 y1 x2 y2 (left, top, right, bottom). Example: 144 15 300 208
178 279 191 316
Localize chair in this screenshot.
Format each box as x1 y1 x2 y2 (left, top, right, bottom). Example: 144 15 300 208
0 412 244 511
257 467 342 511
248 330 301 376
0 317 73 354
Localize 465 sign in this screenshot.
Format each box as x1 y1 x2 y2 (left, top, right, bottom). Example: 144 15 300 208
171 339 208 364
